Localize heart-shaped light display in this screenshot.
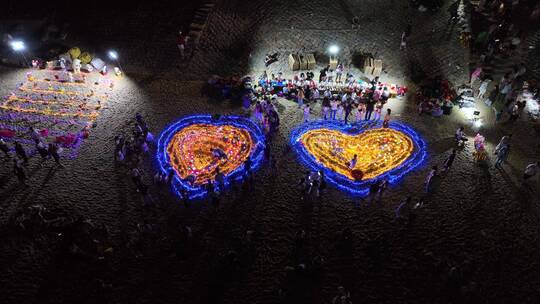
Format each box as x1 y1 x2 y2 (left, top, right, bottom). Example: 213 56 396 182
291 121 427 196
167 124 253 184
157 115 265 198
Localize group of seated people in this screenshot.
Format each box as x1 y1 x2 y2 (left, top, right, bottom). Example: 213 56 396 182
416 77 457 117
417 96 454 117
256 72 407 104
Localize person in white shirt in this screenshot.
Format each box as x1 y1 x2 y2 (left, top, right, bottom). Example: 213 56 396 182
327 70 335 84
381 87 391 102
336 103 344 120
347 74 355 86
477 79 491 100
324 89 332 99
335 64 344 83
331 99 338 120
341 93 348 103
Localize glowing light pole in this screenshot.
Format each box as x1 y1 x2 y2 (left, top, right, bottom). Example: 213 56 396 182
328 44 339 70
10 40 29 67
108 50 123 74
328 45 339 55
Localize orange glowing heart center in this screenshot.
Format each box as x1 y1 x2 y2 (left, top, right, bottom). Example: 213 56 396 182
167 124 254 185
300 128 414 180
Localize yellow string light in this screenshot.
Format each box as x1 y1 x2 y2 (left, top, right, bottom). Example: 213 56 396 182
300 128 414 180
4 96 101 109
0 105 98 119
166 124 254 185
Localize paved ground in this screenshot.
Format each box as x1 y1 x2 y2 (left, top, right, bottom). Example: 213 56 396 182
1 0 540 304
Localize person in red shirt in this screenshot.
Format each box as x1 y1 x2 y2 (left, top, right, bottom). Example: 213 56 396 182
177 30 189 60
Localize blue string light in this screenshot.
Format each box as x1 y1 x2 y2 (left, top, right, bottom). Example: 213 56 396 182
156 114 266 199
290 120 428 197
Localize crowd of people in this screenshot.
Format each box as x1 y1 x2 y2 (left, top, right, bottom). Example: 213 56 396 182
392 122 540 225
254 71 404 125
4 3 540 304
470 63 533 123
468 0 540 121
473 1 540 55
113 113 157 197
0 127 66 185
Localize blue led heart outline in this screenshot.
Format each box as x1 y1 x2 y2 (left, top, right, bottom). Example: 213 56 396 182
156 114 266 199
290 120 428 196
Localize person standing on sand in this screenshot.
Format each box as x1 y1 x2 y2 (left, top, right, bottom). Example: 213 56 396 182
365 99 375 121
336 103 344 121
0 138 10 157
355 102 364 122
395 196 411 222
322 97 331 120
177 30 189 60
383 108 391 128
318 170 326 198
425 166 438 193
344 101 353 124
377 179 388 202
494 144 510 168
470 66 482 87
303 104 310 122
13 158 26 184
297 87 305 108
215 167 225 191
14 141 28 164
443 149 457 171
48 143 62 166
368 181 380 204
36 141 50 164
335 64 344 83
494 134 511 155
400 31 407 50
331 99 338 120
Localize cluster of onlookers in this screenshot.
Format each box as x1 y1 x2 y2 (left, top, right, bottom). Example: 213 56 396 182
255 72 404 126
114 113 155 195
1 127 65 185
250 96 280 137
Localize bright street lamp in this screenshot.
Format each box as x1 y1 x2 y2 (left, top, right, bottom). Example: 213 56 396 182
328 45 339 55
108 50 123 74
10 40 25 51
108 50 118 60
10 40 29 67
